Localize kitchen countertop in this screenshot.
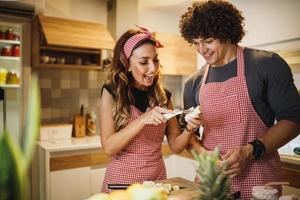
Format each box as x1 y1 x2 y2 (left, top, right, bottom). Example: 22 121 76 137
37 135 300 166
280 154 300 165
37 135 101 152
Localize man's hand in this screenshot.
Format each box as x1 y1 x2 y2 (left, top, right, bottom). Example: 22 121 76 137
222 144 254 179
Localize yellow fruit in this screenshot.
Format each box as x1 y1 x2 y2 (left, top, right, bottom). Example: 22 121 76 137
107 190 131 200
86 193 108 200
128 184 168 200
127 184 144 195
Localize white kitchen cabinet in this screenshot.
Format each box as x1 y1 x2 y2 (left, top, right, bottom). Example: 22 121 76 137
90 165 106 195
50 165 107 200
164 155 197 181
32 136 104 200
50 167 90 200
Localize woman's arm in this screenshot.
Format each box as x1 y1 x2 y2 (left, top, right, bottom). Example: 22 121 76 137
100 88 173 156
99 89 145 156
165 100 203 154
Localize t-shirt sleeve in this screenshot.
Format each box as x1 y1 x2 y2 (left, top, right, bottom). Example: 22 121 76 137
183 68 204 109
183 78 195 109
180 72 203 132
101 83 116 100
264 53 300 124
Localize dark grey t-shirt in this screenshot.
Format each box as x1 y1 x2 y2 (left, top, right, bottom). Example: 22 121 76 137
183 48 300 127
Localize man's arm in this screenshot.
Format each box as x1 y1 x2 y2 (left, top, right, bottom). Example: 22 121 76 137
181 72 208 154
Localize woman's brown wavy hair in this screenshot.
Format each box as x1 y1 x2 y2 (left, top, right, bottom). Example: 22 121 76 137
105 29 168 130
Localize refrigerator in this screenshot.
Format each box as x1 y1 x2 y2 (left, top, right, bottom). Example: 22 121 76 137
0 2 34 142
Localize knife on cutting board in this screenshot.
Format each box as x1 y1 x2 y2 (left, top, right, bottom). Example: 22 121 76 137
73 104 86 137
107 184 187 190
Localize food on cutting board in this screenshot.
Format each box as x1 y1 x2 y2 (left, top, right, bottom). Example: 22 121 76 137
86 183 168 200
142 181 180 194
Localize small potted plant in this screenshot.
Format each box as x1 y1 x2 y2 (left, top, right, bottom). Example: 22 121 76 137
0 74 41 200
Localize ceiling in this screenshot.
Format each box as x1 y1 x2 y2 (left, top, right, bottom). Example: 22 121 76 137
138 0 193 15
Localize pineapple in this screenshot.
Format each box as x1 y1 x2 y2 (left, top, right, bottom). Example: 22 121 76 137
192 148 231 200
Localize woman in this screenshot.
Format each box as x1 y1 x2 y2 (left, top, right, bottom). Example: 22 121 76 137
99 26 202 193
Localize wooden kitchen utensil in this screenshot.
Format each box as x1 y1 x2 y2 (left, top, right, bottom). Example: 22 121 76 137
73 105 86 137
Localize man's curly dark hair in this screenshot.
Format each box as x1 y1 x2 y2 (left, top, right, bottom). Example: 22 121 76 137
179 0 245 44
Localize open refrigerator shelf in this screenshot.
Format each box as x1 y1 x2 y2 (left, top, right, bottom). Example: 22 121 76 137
0 39 20 45
0 84 20 88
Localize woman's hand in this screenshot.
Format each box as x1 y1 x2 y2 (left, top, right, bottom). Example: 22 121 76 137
140 106 173 126
222 144 254 179
185 116 204 132
185 106 205 132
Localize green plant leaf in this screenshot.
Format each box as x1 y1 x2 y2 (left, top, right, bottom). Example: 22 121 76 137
0 130 27 200
22 74 41 168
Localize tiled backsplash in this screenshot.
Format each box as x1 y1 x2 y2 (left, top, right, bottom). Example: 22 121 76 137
36 69 185 133
36 69 106 125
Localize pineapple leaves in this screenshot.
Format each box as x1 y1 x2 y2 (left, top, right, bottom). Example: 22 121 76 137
192 148 231 200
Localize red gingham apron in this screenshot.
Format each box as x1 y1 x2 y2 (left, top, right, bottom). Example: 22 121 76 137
101 105 167 193
199 46 281 199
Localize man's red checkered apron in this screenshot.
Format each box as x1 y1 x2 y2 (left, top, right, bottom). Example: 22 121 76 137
101 106 167 193
199 46 281 199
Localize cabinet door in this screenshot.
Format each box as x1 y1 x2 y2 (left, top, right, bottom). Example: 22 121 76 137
164 155 197 181
90 166 106 195
154 32 197 75
50 167 90 200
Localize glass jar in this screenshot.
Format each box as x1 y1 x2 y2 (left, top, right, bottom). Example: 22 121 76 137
5 28 14 40
0 29 5 39
0 68 8 84
13 32 20 41
252 186 278 200
1 46 12 56
6 70 20 84
86 108 97 136
12 45 20 57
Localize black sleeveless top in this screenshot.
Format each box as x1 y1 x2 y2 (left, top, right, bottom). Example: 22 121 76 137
101 84 172 112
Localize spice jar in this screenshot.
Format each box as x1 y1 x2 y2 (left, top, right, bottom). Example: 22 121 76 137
13 32 20 41
86 108 97 136
5 28 14 40
1 46 12 56
0 68 8 84
12 45 20 57
0 29 5 39
6 70 20 84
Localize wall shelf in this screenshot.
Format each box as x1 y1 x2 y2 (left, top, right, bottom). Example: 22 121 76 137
34 63 105 71
0 84 20 88
0 56 20 61
0 39 20 45
32 15 114 71
40 46 100 55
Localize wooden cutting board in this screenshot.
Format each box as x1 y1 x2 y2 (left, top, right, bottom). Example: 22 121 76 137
160 177 200 200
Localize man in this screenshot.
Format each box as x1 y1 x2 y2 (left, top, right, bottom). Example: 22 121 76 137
179 1 300 199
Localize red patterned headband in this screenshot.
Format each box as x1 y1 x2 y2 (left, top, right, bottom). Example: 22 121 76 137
123 25 164 59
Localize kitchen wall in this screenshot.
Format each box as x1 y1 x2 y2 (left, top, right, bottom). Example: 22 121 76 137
29 0 300 126
25 0 107 24
35 69 105 123
32 0 186 129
